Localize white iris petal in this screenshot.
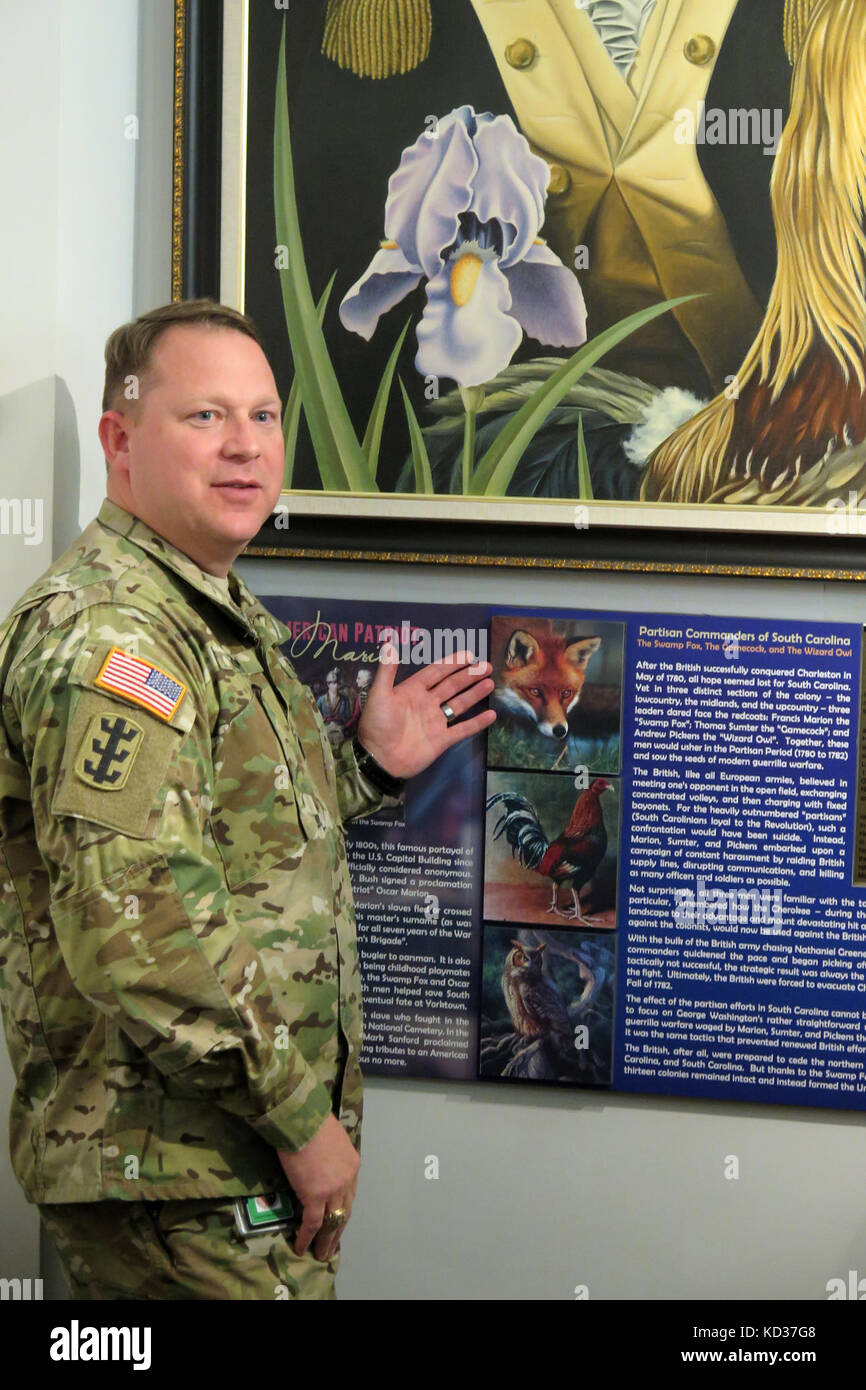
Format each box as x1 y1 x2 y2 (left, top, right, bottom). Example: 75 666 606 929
416 257 522 388
339 245 423 341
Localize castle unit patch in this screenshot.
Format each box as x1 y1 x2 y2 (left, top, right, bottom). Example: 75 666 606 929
76 713 144 790
94 647 186 721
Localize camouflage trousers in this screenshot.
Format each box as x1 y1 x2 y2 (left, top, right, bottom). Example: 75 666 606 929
39 1198 338 1301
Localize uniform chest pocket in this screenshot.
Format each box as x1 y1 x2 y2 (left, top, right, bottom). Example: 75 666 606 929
209 683 308 890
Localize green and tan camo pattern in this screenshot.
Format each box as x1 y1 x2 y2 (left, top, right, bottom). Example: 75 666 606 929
41 1196 338 1300
0 499 389 1203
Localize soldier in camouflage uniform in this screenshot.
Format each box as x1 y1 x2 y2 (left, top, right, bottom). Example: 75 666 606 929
0 301 495 1298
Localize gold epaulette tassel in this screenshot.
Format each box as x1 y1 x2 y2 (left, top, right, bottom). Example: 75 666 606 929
325 1 815 78
783 0 821 66
322 0 432 80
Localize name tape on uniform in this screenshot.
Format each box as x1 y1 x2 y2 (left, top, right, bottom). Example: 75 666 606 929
95 646 187 721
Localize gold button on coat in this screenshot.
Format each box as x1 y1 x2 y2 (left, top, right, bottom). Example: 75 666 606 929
547 164 571 196
684 34 716 65
506 38 537 69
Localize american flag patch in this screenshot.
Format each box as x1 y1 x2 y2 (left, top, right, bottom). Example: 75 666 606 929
94 647 187 721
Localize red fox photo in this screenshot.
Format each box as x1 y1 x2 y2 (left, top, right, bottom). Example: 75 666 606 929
488 615 624 774
496 627 602 739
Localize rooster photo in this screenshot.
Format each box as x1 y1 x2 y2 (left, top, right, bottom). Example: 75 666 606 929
479 927 614 1085
484 770 620 929
488 615 624 774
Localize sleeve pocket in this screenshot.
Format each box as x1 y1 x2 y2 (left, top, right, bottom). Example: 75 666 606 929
51 689 183 839
208 684 307 890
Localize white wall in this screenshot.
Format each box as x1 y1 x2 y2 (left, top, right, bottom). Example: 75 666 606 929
0 0 155 1295
0 0 62 1291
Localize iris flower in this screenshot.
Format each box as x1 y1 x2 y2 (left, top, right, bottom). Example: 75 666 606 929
339 105 587 388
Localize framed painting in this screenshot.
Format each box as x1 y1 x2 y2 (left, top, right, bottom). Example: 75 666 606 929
173 0 866 578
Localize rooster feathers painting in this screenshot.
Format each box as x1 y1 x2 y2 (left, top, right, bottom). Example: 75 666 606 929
486 777 613 926
644 0 866 506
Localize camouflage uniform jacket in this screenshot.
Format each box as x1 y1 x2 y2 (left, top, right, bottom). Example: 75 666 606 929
0 499 388 1203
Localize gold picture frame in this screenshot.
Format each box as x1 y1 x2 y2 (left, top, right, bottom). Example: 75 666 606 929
173 0 866 579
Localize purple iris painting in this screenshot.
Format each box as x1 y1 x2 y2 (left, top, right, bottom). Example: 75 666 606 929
339 105 588 388
274 26 679 501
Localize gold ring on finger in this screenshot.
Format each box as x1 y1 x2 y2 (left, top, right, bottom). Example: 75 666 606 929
321 1208 347 1230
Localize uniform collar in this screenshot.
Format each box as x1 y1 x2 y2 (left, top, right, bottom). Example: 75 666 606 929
96 498 291 651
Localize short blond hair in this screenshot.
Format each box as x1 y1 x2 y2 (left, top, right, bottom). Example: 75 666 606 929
102 298 265 414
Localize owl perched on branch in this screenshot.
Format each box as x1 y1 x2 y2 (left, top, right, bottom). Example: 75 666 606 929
501 941 573 1051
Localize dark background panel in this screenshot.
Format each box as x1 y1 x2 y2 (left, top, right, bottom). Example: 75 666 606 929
241 0 791 494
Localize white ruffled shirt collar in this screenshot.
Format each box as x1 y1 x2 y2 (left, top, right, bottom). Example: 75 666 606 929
585 0 657 76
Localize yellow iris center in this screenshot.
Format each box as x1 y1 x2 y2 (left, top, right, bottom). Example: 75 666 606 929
450 252 483 307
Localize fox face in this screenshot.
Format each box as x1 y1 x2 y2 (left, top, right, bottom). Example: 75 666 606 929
495 629 602 739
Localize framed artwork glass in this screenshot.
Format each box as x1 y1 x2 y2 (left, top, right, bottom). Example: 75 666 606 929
173 0 866 578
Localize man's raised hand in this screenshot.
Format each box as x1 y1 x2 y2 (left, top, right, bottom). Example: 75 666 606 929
357 644 496 780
